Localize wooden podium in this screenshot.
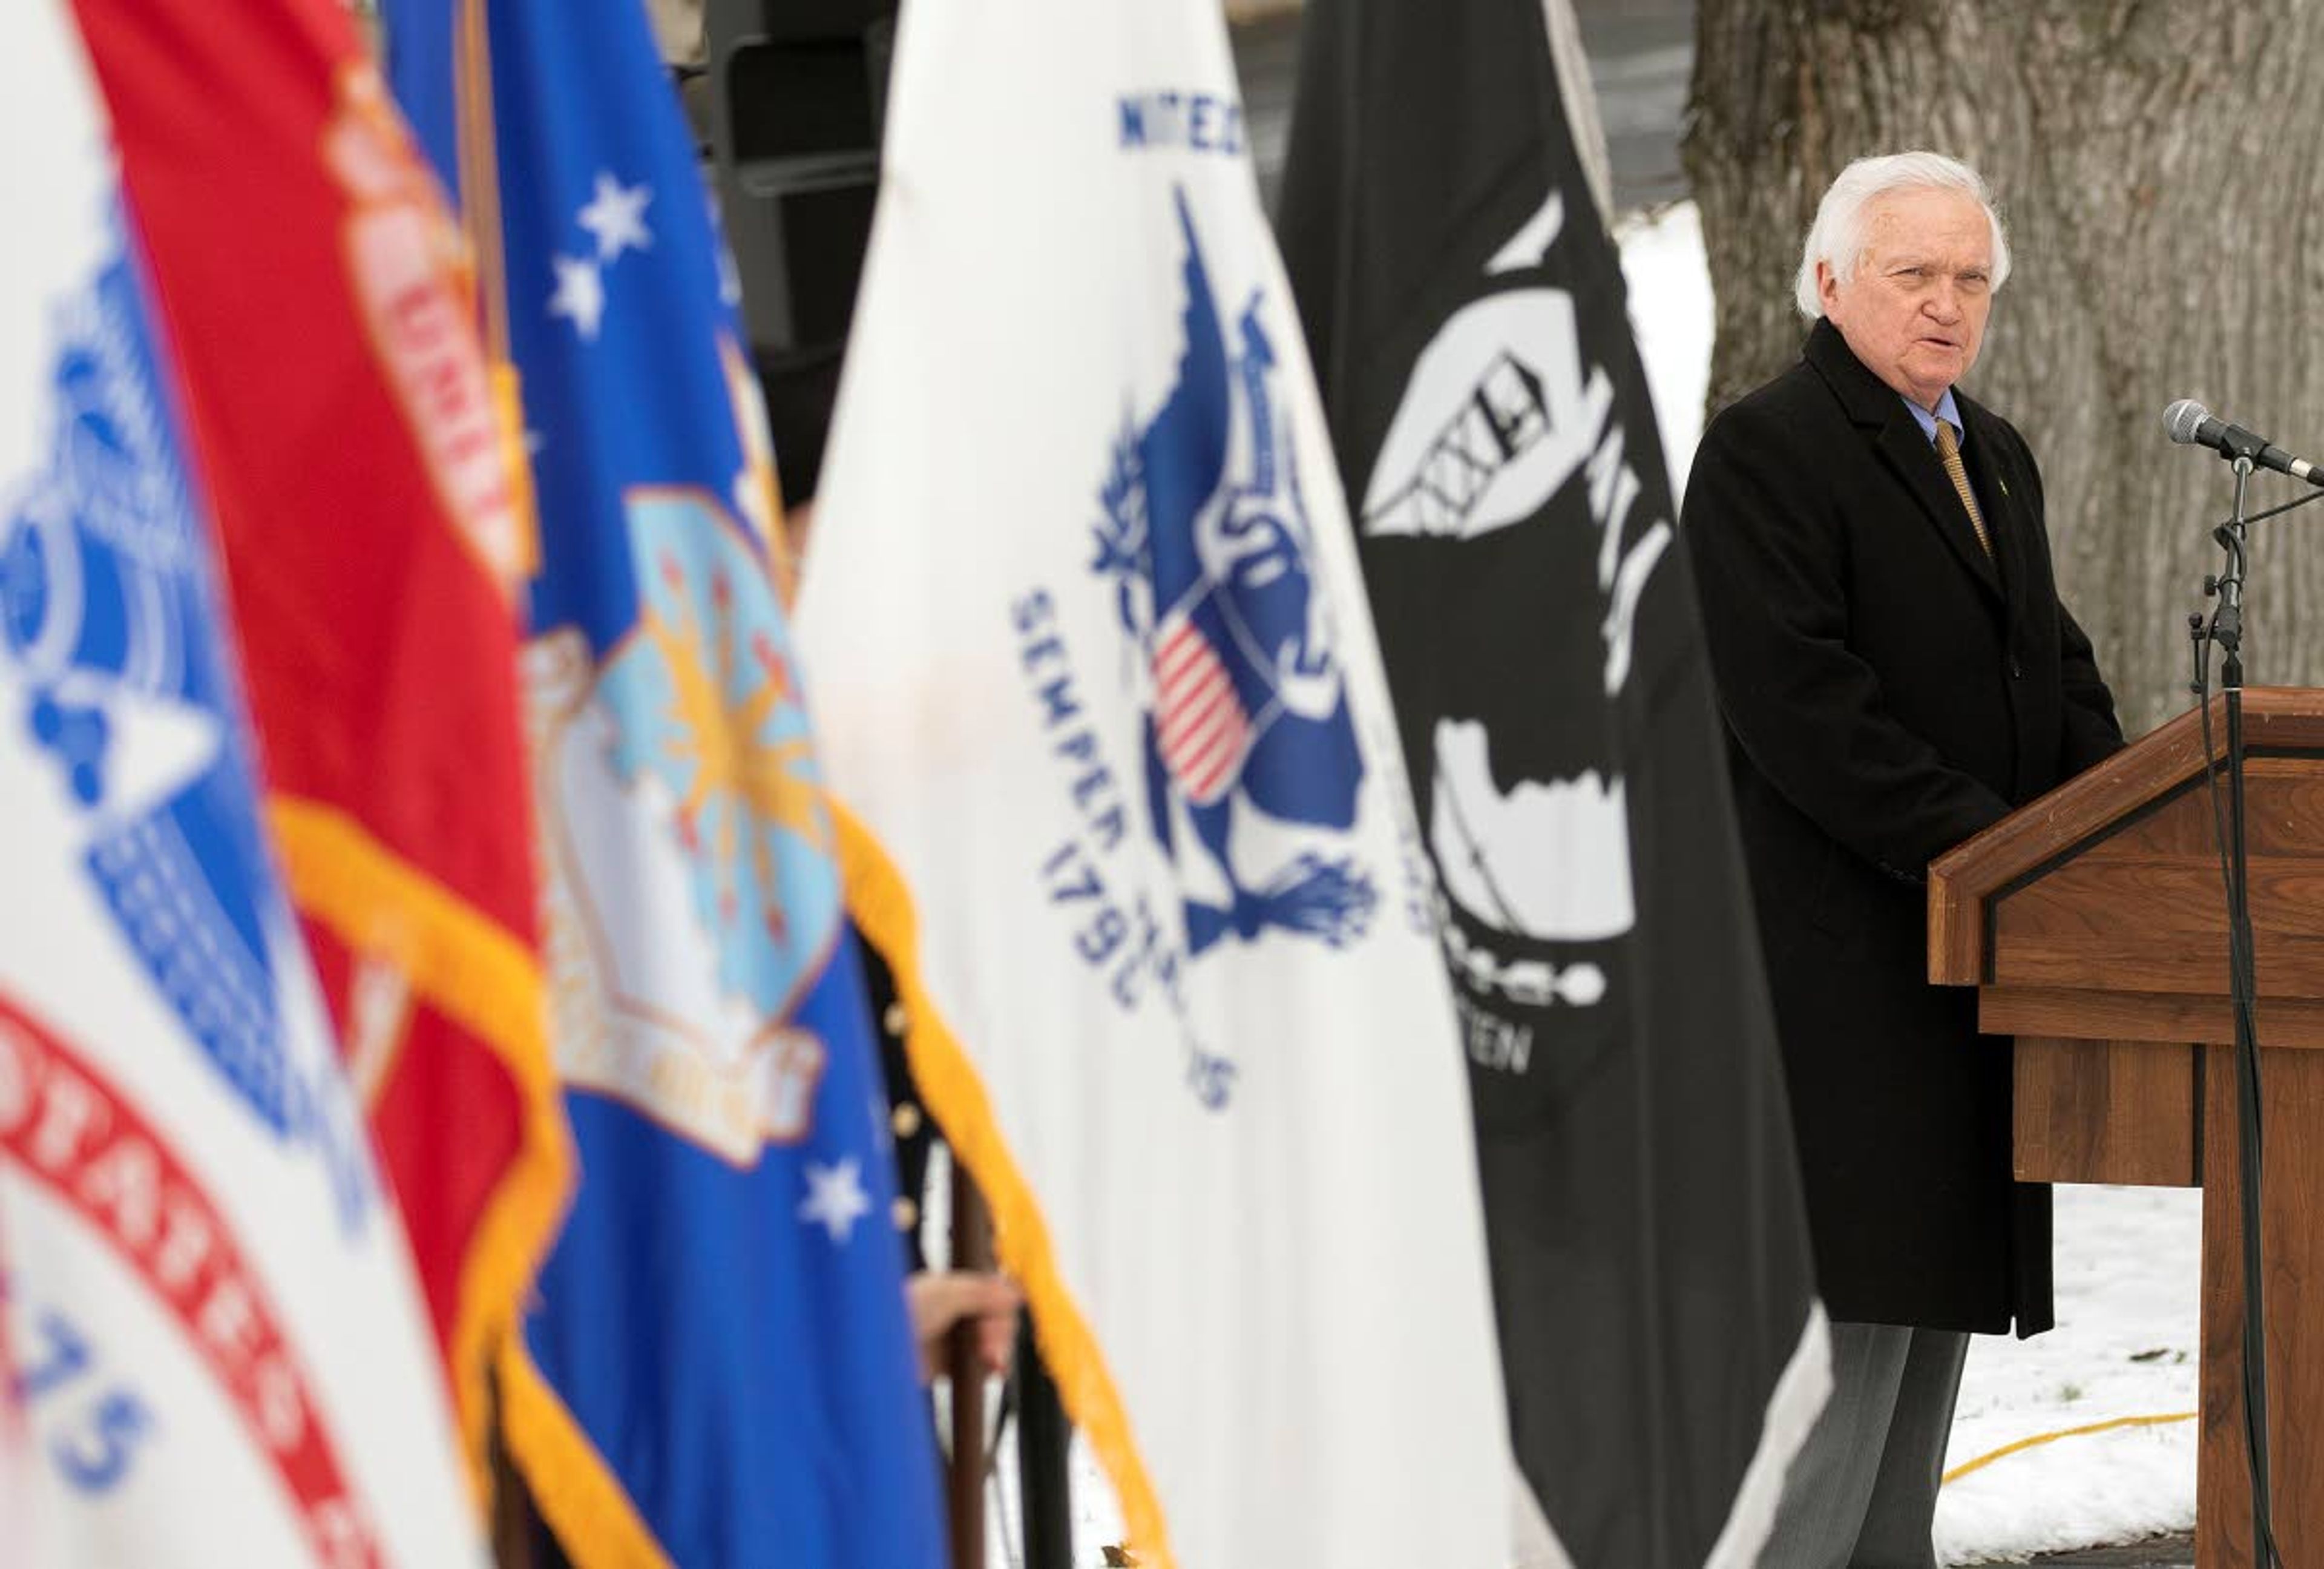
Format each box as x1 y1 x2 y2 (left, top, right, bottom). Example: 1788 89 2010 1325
1929 686 2324 1567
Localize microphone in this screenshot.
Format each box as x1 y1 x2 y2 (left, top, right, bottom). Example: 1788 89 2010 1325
2163 398 2324 486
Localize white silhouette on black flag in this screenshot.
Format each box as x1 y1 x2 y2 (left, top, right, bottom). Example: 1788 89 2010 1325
1277 0 1831 1561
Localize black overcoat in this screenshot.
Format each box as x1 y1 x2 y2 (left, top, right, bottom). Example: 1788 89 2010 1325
1680 320 2124 1334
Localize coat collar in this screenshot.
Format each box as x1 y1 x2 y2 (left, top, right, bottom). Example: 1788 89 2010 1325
1803 319 2004 600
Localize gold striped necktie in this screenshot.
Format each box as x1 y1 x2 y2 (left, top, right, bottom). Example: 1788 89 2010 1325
1932 419 1994 560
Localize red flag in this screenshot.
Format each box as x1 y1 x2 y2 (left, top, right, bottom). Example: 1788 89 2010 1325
68 0 571 1485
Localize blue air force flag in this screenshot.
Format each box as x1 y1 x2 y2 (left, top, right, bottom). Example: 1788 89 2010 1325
379 1 945 1564
0 5 482 1566
796 4 1521 1566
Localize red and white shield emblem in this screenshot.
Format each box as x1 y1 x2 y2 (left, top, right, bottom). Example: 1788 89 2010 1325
1152 608 1252 806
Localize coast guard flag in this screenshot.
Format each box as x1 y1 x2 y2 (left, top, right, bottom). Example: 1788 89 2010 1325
1278 1 1830 1562
68 0 572 1482
0 4 485 1564
379 1 944 1563
797 4 1518 1565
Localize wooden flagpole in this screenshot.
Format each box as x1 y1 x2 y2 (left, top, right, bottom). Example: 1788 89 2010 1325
947 1165 993 1569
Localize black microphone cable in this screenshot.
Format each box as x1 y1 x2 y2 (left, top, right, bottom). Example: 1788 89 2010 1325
2173 416 2324 1569
2192 567 2288 1569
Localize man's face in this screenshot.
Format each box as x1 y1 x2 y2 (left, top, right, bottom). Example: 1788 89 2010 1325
1818 186 1994 411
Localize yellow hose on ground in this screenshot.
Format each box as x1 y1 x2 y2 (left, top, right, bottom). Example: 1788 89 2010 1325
1942 1412 2198 1485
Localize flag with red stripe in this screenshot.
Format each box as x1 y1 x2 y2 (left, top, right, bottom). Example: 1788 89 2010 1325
65 0 571 1485
1 2 485 1561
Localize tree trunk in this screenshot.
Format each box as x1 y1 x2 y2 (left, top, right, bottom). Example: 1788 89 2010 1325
1683 2 2324 735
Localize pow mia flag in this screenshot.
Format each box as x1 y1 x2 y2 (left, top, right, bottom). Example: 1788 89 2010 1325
1277 1 1830 1562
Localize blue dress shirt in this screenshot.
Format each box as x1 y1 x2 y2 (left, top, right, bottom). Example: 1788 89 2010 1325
1904 387 1965 449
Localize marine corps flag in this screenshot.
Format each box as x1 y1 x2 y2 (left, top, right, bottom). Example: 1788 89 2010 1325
67 0 571 1484
1277 0 1830 1562
1 2 485 1562
798 2 1517 1565
379 0 945 1562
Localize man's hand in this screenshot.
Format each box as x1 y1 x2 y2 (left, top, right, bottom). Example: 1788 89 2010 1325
906 1271 1021 1384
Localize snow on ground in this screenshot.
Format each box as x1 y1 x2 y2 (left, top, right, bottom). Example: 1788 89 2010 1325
1935 1186 2200 1563
969 202 2205 1568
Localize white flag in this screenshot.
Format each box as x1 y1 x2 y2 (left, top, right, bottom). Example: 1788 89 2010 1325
796 4 1515 1565
1 1254 30 1569
0 7 484 1565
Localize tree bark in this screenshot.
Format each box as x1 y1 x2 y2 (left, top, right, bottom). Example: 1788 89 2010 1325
1684 2 2324 735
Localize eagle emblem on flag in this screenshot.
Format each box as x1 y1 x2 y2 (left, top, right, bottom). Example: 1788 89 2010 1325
1092 188 1375 958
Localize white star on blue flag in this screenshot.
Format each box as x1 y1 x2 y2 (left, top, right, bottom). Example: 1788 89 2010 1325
579 171 654 263
799 1157 872 1243
548 253 605 340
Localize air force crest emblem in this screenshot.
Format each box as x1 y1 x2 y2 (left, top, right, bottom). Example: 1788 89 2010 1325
528 484 836 1166
1092 188 1376 959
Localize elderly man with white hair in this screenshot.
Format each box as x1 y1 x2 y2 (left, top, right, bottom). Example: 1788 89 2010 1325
1681 152 2124 1565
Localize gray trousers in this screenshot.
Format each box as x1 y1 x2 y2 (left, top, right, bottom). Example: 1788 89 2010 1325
1758 1321 1969 1569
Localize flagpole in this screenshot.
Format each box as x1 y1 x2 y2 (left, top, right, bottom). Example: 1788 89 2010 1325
948 1166 993 1569
452 0 540 583
1016 1335 1075 1569
455 0 511 365
489 1415 538 1569
449 8 547 1552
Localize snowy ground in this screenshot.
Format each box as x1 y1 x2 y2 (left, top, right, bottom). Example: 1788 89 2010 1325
964 205 2205 1568
1935 1186 2200 1562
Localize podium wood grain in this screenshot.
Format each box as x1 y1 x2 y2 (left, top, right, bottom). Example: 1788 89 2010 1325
1929 689 2324 1567
2197 1045 2324 1569
2011 1037 2197 1188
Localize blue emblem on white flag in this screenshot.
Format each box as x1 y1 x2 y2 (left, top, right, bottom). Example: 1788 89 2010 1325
784 7 1526 1559
1 235 370 1225
1093 190 1374 960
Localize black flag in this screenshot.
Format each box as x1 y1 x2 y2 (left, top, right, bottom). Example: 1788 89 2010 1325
1277 2 1828 1562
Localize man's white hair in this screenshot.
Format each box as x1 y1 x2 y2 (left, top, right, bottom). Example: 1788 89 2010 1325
1793 151 2011 320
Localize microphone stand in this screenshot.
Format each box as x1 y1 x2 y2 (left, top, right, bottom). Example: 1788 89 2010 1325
2194 446 2283 1568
